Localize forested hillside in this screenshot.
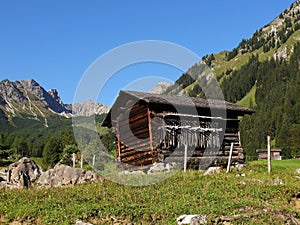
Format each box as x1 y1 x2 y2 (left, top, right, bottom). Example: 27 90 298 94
0 115 74 167
240 43 300 158
165 1 300 159
0 78 111 169
0 114 113 169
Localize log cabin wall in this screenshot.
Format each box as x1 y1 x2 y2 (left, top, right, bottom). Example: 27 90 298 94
149 112 244 169
103 90 254 169
116 103 155 166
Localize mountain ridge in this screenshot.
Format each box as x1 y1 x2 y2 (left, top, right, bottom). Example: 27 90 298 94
0 78 110 125
165 0 300 158
166 0 300 103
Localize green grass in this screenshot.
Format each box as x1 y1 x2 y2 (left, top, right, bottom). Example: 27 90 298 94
0 159 299 224
251 158 300 172
210 29 300 82
237 83 257 108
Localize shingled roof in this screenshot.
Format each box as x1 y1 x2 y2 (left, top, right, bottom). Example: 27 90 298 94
119 90 254 114
102 90 254 128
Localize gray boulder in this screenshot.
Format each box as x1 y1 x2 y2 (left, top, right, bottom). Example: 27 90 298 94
37 164 103 188
148 163 167 174
147 162 178 174
0 157 42 189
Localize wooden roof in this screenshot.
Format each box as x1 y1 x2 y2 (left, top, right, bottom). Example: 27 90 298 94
121 90 254 113
256 149 282 153
102 90 254 127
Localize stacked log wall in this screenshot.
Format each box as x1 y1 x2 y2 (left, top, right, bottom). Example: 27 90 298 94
115 104 245 168
116 104 154 167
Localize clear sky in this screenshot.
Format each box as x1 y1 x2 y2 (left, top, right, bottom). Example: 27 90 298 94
0 0 296 106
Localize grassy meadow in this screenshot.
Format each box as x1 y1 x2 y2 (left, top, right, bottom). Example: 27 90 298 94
0 159 299 224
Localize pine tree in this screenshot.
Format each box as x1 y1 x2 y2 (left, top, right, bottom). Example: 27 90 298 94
42 136 62 168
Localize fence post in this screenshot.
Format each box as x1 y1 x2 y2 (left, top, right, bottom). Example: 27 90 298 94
72 153 76 168
267 136 271 173
92 155 96 166
226 143 234 173
184 144 188 173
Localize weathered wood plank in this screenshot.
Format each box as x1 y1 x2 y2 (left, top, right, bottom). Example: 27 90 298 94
119 127 149 141
121 151 153 163
120 147 151 158
120 142 150 153
118 112 148 127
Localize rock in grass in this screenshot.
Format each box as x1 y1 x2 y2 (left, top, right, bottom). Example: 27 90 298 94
295 168 300 174
273 177 284 185
148 162 167 174
37 164 103 188
0 157 42 189
177 214 207 224
235 163 245 172
75 220 93 225
203 167 221 176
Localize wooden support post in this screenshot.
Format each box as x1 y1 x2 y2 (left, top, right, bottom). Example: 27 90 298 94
116 121 121 162
238 131 241 147
267 136 271 173
226 142 234 173
147 109 154 161
80 154 83 169
184 144 188 173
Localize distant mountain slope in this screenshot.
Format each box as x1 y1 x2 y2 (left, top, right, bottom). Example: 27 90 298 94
166 0 300 102
165 1 300 158
149 82 173 94
0 78 111 164
0 79 110 126
0 79 70 127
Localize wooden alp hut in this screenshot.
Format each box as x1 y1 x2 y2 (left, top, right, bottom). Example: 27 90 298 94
103 90 254 169
256 149 282 160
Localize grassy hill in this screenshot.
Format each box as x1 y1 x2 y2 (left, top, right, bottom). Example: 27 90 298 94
166 1 300 101
164 1 300 159
237 83 257 108
0 159 299 224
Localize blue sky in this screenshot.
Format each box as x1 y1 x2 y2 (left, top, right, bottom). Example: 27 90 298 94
0 0 296 106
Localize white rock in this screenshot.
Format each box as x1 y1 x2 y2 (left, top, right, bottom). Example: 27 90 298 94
177 214 207 225
75 220 93 225
273 177 284 185
203 167 221 176
235 163 245 172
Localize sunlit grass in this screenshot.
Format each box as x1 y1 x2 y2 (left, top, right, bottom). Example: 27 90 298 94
0 159 299 224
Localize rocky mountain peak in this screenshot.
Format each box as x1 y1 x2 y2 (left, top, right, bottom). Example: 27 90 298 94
0 78 110 121
72 99 110 116
150 82 173 94
20 78 39 88
48 88 64 106
0 79 26 103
